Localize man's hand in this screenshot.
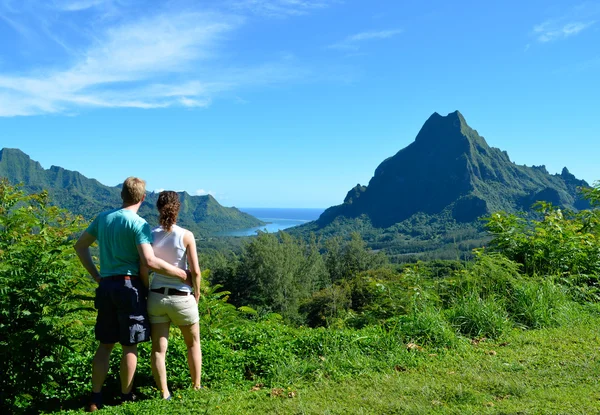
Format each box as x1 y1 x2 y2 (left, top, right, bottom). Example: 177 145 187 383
137 243 188 280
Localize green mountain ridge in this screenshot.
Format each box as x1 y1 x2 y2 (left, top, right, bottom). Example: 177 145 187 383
0 148 264 236
292 111 590 260
317 111 588 227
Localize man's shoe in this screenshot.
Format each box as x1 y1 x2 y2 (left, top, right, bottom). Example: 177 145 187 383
86 403 100 412
121 392 137 403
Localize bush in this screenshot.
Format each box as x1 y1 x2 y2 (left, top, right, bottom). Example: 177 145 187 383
300 283 351 328
485 199 600 278
0 181 94 412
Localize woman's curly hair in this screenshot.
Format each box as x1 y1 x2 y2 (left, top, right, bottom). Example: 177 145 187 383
157 191 181 232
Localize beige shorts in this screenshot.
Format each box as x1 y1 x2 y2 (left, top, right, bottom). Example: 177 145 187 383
147 290 199 326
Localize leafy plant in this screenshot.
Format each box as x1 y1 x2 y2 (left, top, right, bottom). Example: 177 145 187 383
0 180 94 412
485 201 600 278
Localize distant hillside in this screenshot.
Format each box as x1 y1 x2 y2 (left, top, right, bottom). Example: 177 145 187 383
293 111 590 261
0 148 264 236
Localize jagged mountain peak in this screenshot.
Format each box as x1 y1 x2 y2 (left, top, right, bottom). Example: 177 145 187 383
316 111 589 228
415 111 486 149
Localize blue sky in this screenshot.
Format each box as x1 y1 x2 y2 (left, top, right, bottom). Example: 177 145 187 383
0 0 598 208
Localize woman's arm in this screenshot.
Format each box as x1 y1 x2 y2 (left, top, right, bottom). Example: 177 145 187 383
184 230 201 302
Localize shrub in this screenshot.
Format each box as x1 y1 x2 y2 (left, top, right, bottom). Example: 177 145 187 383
485 199 600 279
0 181 94 412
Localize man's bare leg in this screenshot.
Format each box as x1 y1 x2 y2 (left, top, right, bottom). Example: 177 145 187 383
92 343 115 393
120 345 138 395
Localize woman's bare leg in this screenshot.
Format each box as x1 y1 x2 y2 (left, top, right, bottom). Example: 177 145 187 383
151 322 171 398
180 322 201 388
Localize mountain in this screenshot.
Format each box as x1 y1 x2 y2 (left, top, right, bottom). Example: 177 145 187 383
0 148 264 236
317 111 589 228
291 111 590 261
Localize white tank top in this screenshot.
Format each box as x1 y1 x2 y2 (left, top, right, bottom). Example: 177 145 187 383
150 224 191 292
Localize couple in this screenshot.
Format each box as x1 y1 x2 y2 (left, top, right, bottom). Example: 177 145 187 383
74 177 201 411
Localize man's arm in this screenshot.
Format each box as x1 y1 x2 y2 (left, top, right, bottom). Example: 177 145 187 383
137 243 188 281
139 262 150 289
74 231 101 283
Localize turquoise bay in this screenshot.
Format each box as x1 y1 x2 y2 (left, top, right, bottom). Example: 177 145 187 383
220 208 325 236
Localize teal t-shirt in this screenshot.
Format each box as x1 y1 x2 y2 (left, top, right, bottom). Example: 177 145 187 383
86 208 153 277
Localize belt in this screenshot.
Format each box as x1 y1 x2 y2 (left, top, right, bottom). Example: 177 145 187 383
151 287 191 296
102 275 138 281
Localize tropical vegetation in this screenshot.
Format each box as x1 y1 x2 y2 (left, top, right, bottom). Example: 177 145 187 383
1 179 599 414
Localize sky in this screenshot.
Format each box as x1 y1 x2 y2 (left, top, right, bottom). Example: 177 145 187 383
0 0 598 208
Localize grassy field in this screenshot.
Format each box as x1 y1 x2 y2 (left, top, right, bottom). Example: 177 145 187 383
58 312 600 415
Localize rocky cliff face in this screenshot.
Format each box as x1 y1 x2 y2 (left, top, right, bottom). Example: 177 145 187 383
318 111 589 228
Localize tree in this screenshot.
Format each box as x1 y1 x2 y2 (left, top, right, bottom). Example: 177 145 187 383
325 232 388 282
216 232 328 323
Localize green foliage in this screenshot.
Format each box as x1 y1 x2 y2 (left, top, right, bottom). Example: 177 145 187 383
210 231 328 323
324 232 388 281
580 180 600 207
197 278 250 335
485 201 600 278
300 283 351 327
395 307 458 347
2 177 598 413
447 293 511 338
292 211 487 263
0 180 94 412
509 278 572 329
54 316 600 414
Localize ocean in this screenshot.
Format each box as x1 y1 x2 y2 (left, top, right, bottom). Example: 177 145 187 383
219 208 325 237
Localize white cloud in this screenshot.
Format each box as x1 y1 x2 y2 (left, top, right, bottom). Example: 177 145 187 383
0 1 328 117
328 29 402 51
0 11 240 116
195 189 215 196
534 20 595 42
180 96 211 108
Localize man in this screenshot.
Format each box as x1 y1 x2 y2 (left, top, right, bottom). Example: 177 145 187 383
75 177 189 412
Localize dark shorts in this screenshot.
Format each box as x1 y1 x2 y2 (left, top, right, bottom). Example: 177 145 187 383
94 277 150 346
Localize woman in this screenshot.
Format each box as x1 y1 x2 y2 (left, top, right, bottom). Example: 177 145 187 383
144 191 202 399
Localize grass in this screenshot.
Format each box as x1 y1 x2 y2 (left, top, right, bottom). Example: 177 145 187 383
56 311 600 415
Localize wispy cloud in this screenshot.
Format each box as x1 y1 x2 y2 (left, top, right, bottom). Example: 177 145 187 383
0 2 324 117
0 0 338 117
229 0 338 17
54 0 113 12
533 20 595 42
0 11 238 116
531 3 599 44
328 29 402 51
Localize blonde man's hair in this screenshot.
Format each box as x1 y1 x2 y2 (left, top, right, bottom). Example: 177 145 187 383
121 177 146 204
